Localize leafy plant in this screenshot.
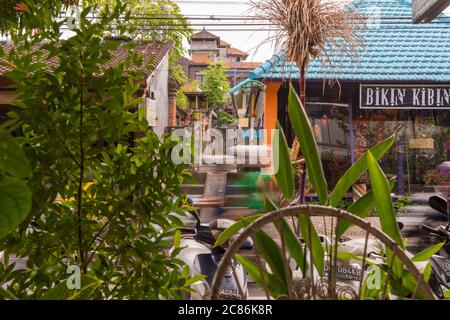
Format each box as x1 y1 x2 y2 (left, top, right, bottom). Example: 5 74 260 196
199 62 234 126
200 62 231 108
393 196 411 216
216 83 434 300
172 65 188 110
0 1 192 300
424 169 445 185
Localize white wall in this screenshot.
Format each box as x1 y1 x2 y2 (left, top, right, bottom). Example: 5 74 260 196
190 40 217 51
146 54 169 137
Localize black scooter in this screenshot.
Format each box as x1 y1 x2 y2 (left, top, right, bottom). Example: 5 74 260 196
423 195 450 298
171 200 253 300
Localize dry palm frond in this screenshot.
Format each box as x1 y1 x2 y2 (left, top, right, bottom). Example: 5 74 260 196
251 0 367 69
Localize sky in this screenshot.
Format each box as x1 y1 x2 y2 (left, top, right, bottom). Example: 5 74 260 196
175 0 352 63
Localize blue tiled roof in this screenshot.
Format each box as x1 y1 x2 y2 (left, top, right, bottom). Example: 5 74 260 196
254 0 450 82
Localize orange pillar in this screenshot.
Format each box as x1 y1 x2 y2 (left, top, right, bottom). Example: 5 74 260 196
264 81 281 144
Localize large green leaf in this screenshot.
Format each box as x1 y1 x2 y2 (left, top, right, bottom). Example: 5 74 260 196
254 229 289 286
367 151 403 248
337 178 396 238
299 214 324 275
273 122 295 200
235 254 286 297
412 242 445 262
367 151 404 277
288 85 328 205
330 135 394 207
277 219 308 275
214 214 263 247
0 129 32 178
0 176 32 239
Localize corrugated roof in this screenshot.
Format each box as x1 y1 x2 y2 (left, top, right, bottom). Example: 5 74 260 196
250 0 450 82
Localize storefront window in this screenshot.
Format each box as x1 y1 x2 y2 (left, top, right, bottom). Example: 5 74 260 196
306 102 352 189
355 109 450 195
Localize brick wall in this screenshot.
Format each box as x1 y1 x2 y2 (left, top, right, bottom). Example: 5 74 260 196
168 92 177 127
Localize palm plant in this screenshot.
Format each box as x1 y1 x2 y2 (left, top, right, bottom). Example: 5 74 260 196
211 85 441 300
251 0 366 202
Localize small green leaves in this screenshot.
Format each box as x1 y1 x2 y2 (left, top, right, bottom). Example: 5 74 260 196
41 275 102 300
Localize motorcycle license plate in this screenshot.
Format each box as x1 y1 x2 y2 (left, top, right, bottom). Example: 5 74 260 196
325 265 362 281
219 288 241 299
336 266 362 281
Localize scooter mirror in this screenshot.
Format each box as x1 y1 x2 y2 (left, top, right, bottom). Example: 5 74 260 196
186 198 201 228
429 195 449 216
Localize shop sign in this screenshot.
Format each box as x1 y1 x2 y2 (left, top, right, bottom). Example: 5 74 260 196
360 84 450 109
146 98 157 127
408 138 434 149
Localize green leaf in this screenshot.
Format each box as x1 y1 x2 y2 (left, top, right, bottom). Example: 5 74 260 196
277 219 308 275
367 151 404 277
288 85 327 204
0 129 32 178
235 254 286 297
273 122 295 200
367 151 403 248
173 229 181 249
254 229 288 286
235 254 264 285
337 178 396 238
0 176 32 239
185 274 206 286
330 135 394 207
299 214 324 275
41 275 101 300
214 214 263 247
264 194 279 212
444 289 450 299
412 242 445 262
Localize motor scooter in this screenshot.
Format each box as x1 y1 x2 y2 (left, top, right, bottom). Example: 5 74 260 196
172 200 253 300
423 195 450 298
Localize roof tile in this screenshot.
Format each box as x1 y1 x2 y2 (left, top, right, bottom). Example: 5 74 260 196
256 0 450 82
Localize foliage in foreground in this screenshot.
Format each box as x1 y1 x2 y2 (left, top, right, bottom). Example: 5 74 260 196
217 84 439 300
0 1 192 299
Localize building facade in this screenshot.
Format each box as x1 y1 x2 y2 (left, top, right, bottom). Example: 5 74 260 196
231 0 450 196
0 39 174 137
187 29 260 88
